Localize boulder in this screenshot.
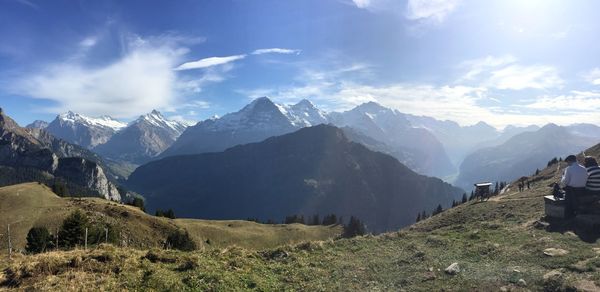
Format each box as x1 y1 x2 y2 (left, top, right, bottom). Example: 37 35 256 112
444 262 460 275
543 248 569 257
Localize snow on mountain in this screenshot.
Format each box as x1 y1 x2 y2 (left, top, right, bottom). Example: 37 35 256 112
328 102 456 177
46 111 126 149
26 120 49 129
94 110 189 165
159 97 328 158
138 110 187 136
58 111 126 131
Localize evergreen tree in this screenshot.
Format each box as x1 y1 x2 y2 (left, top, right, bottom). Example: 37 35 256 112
322 214 338 225
432 204 443 216
52 181 70 197
165 209 175 219
165 230 196 251
310 214 320 226
461 193 468 204
58 210 89 248
155 210 164 217
535 169 540 175
343 216 366 238
25 226 52 253
421 210 427 220
416 212 421 223
129 197 145 212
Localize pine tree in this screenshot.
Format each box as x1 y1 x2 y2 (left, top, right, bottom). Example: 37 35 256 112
461 193 468 204
165 209 175 219
535 169 540 175
432 204 443 215
311 214 320 226
155 210 164 217
26 226 52 253
129 197 145 212
58 210 89 248
416 212 421 222
322 214 338 225
343 216 366 238
421 210 427 220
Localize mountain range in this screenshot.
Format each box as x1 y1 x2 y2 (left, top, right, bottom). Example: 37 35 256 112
43 110 188 167
454 123 598 190
0 108 122 201
94 110 187 164
127 124 464 232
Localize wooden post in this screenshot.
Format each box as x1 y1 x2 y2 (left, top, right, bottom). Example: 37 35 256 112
84 228 88 250
7 224 11 259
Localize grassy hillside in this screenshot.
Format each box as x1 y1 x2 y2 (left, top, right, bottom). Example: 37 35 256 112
0 183 341 253
3 156 600 290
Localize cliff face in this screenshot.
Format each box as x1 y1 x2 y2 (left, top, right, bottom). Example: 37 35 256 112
0 108 121 201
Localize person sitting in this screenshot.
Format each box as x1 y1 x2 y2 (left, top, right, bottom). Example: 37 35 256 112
560 155 588 218
584 156 600 196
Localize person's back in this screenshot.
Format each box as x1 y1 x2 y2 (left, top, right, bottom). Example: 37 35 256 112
561 159 588 188
561 155 588 218
584 156 600 195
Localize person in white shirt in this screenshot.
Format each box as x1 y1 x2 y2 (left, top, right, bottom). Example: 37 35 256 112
560 155 588 218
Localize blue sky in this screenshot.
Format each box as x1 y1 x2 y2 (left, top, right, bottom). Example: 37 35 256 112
1 0 600 128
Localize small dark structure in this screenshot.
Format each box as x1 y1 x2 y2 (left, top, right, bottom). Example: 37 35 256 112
544 195 566 219
474 182 492 201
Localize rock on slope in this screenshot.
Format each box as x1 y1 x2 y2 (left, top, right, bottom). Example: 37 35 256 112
128 124 463 232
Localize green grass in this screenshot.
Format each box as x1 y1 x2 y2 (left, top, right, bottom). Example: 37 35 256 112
2 163 600 290
0 183 341 253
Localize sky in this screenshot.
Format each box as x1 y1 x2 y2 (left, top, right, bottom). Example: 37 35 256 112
1 0 600 128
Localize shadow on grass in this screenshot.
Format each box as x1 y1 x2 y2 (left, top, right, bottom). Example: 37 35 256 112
544 216 600 243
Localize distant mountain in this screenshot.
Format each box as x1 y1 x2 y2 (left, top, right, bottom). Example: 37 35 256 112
26 120 49 129
160 97 327 158
329 102 455 177
455 124 597 190
128 125 463 233
0 108 122 201
566 123 600 139
406 115 502 165
94 110 187 164
45 111 126 149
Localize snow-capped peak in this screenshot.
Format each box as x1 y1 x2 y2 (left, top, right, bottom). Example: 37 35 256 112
57 111 127 131
136 110 187 134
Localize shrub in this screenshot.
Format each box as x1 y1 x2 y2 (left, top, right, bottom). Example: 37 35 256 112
165 230 196 251
25 226 52 253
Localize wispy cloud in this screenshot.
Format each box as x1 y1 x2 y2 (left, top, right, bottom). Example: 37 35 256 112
405 0 461 24
523 91 600 111
583 68 600 85
251 48 301 55
11 35 187 118
174 54 246 71
459 55 564 90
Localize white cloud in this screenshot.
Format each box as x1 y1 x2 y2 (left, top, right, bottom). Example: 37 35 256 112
174 54 246 71
459 55 564 90
406 0 461 23
352 0 372 9
79 37 98 48
251 48 301 55
487 64 563 90
523 91 600 111
583 68 600 85
458 55 517 81
11 36 189 118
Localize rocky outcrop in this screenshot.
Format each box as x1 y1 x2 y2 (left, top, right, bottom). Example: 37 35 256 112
0 108 122 201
